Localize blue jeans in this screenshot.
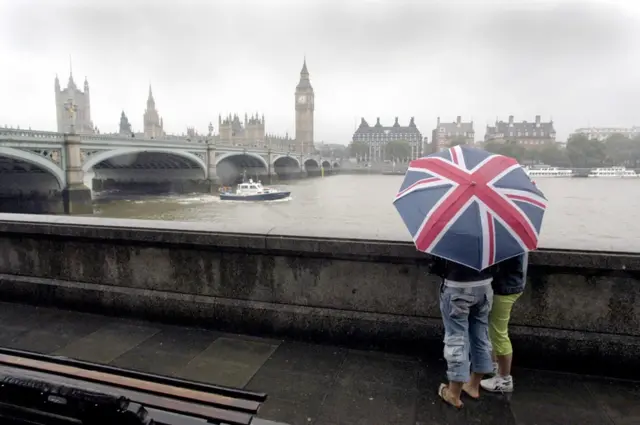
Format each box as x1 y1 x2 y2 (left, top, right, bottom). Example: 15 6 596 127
439 281 494 382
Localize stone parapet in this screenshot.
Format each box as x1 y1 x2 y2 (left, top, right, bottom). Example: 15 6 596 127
0 214 638 378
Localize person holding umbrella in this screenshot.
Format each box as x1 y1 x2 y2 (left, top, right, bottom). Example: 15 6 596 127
393 145 547 408
429 256 496 407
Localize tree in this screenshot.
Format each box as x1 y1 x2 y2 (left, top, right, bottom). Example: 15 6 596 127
333 145 347 159
566 134 606 168
483 140 526 162
604 133 635 166
630 136 640 168
385 140 412 161
448 136 468 147
535 143 570 167
347 141 369 158
320 145 347 159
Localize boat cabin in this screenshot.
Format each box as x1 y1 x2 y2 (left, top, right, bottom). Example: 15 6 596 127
236 180 266 194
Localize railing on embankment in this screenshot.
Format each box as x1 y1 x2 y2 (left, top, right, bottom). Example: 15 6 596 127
0 214 638 379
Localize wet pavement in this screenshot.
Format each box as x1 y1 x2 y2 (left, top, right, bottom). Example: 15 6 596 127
0 301 637 425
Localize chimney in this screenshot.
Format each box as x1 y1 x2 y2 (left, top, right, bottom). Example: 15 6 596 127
508 115 514 124
394 117 399 125
456 116 461 125
437 117 440 126
535 115 541 124
376 117 381 126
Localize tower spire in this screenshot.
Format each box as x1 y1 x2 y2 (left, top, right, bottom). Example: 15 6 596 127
147 84 156 108
297 57 311 90
67 55 76 88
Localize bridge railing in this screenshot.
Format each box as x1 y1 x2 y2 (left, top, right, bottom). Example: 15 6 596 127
0 128 304 158
0 129 65 142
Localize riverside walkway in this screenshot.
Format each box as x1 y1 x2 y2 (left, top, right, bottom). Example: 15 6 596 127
0 301 636 425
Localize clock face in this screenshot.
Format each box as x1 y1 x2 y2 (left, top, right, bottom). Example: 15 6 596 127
297 95 307 104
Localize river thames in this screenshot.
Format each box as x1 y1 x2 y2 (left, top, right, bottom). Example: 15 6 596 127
92 174 636 252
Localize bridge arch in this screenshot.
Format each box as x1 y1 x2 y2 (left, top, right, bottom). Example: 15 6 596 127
82 148 207 174
215 152 270 185
215 152 269 169
272 155 301 169
304 158 319 170
321 160 332 169
273 155 301 180
0 147 65 188
304 158 320 176
332 161 340 168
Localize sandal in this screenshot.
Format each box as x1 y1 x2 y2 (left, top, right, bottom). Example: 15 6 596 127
462 383 480 399
438 383 463 408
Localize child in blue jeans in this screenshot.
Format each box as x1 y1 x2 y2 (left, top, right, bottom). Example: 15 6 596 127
430 257 496 408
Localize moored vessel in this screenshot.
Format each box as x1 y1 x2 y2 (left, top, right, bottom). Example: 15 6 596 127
587 167 639 178
523 166 573 178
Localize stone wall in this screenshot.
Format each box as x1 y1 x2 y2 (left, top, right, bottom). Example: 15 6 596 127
0 213 638 377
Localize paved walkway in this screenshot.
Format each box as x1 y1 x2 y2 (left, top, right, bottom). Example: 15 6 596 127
0 302 636 425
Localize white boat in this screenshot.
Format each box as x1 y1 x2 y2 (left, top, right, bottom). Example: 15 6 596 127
587 167 639 178
523 167 573 178
219 179 291 201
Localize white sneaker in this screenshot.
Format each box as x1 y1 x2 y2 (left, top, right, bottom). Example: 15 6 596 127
481 375 514 393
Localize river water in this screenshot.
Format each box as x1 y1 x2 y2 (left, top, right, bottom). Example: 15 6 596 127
92 175 637 252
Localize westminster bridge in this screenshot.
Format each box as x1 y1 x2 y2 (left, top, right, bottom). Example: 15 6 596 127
0 128 340 214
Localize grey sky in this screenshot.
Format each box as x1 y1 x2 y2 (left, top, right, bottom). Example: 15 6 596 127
0 0 639 143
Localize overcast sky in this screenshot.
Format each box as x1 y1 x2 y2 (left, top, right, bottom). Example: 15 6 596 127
0 0 639 143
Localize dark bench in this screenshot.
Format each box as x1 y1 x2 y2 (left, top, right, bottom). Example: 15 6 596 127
0 347 268 424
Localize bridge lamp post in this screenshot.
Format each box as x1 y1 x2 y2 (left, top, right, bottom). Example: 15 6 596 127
266 143 272 184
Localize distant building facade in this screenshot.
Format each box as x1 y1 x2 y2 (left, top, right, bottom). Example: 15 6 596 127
143 86 165 139
485 115 556 147
214 113 294 150
431 116 474 152
570 126 640 141
352 117 424 161
54 72 95 134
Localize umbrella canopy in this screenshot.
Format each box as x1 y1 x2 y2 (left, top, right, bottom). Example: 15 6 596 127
393 145 547 271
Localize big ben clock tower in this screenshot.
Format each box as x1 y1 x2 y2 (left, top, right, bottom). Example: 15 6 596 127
295 58 314 155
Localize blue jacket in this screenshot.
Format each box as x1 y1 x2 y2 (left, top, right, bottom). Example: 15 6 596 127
492 253 528 296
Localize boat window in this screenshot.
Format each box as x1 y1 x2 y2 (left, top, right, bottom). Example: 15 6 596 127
249 185 258 189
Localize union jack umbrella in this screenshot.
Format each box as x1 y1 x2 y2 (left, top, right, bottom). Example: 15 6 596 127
393 145 547 271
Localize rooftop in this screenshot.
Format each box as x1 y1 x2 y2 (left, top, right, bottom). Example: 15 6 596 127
0 301 636 425
487 116 556 138
354 117 422 135
435 117 474 134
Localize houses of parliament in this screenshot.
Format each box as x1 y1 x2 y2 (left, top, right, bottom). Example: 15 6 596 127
54 59 315 154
